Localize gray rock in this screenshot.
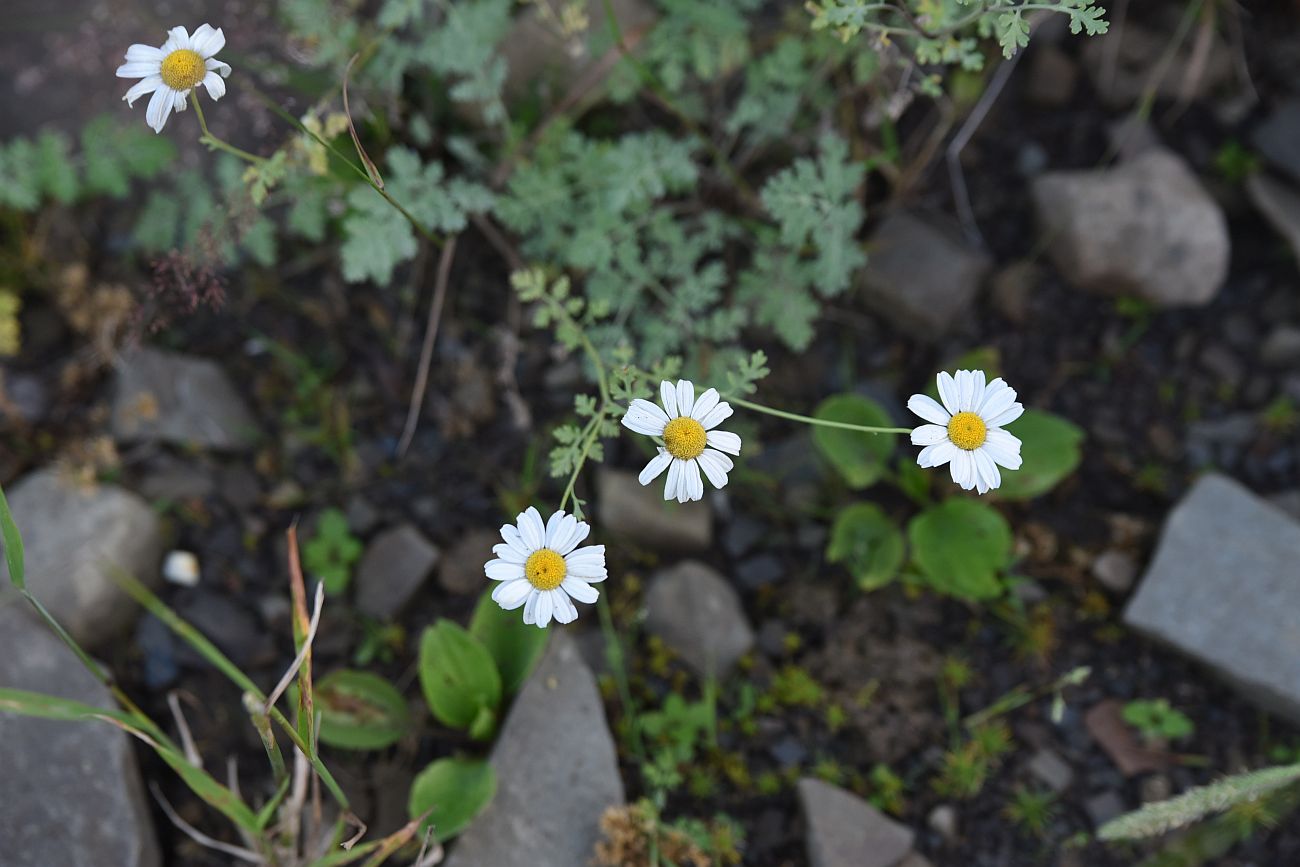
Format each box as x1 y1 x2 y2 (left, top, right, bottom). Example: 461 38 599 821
1246 173 1300 266
438 528 498 596
926 804 958 841
112 346 260 451
736 553 783 590
859 211 991 339
444 632 623 867
0 369 48 424
1270 491 1300 523
1084 790 1127 828
174 591 273 669
1124 474 1300 723
138 456 215 501
595 467 712 551
644 561 755 678
1027 748 1075 793
1032 149 1229 308
1262 326 1300 367
354 524 441 620
798 777 915 867
1253 100 1300 186
0 468 162 647
1091 549 1138 594
0 607 160 867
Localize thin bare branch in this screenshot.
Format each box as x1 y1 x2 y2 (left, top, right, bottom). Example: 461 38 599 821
167 691 203 769
150 782 264 864
397 235 459 457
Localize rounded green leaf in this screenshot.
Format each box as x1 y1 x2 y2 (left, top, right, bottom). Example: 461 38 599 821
907 499 1011 601
419 620 503 739
994 410 1084 501
408 757 497 842
313 670 411 751
812 394 895 489
470 590 550 695
826 503 904 591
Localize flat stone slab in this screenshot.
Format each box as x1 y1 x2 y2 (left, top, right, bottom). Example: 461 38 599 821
644 560 755 678
444 632 624 867
798 777 915 867
595 467 712 551
0 468 162 647
112 346 260 451
0 607 160 867
354 524 441 619
1124 474 1300 723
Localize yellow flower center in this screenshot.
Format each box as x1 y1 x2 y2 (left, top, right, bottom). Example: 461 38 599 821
160 49 207 91
662 416 707 460
524 548 567 591
947 411 988 451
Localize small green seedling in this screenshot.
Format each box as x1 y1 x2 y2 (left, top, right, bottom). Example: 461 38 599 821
301 508 362 594
1122 699 1195 743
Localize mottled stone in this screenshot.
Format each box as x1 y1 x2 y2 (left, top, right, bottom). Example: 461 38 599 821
595 467 712 551
0 468 162 647
444 633 623 867
112 346 260 451
644 560 755 678
798 778 915 867
438 529 498 596
1032 149 1229 307
0 607 160 867
1124 475 1300 723
354 524 441 620
1027 748 1075 793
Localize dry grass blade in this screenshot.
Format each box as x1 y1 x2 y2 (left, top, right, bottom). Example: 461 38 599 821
398 235 459 457
168 691 203 769
344 52 384 189
265 579 326 715
150 782 264 864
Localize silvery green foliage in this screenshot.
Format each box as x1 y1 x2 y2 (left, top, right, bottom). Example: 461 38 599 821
808 0 1108 64
1098 763 1300 842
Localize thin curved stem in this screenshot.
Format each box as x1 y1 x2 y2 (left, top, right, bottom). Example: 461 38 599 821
729 396 912 435
190 93 265 164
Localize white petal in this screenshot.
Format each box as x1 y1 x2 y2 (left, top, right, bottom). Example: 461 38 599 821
907 393 951 425
699 402 734 430
167 26 193 50
974 448 1001 492
660 380 678 417
984 429 1023 470
558 521 590 556
696 448 733 489
978 381 1017 420
522 589 540 625
500 524 531 558
950 450 976 490
664 458 683 501
485 559 525 581
123 75 162 106
206 58 232 77
146 85 174 133
690 388 720 422
532 591 554 628
675 380 695 417
202 70 226 101
987 403 1024 428
564 545 607 581
622 399 669 436
116 61 161 78
493 579 532 610
546 513 577 553
544 511 567 548
492 543 525 564
518 507 546 551
551 589 578 624
706 429 742 455
124 44 165 63
961 370 985 412
638 450 673 486
680 459 703 502
936 371 960 415
910 424 948 446
191 24 226 58
173 91 188 111
917 441 957 468
561 576 599 604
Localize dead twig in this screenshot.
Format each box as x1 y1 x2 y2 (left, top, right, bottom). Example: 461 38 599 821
397 235 459 457
150 782 264 864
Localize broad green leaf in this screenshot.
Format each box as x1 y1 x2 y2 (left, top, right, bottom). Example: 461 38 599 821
812 394 895 489
826 503 904 591
0 481 26 591
908 499 1011 601
313 670 411 750
418 620 502 739
994 410 1084 501
408 757 496 841
469 591 549 694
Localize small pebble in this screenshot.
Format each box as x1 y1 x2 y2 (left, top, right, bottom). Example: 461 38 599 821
162 550 200 587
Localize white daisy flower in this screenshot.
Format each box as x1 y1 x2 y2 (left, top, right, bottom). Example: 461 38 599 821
622 379 742 503
907 369 1024 495
116 24 232 134
485 507 607 628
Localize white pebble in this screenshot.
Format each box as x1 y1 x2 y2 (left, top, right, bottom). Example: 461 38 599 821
163 550 200 587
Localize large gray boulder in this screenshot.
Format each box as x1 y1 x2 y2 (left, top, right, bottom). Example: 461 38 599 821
0 606 160 867
1032 149 1229 308
0 468 162 647
444 632 624 867
112 346 260 451
798 778 915 867
644 560 755 678
1124 474 1300 723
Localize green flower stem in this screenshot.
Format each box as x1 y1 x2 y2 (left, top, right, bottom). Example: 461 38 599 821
557 325 613 515
728 396 912 435
190 93 266 164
